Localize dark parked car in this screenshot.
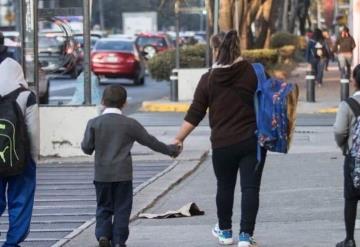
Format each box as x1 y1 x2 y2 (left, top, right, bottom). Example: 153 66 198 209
91 38 145 85
38 31 83 78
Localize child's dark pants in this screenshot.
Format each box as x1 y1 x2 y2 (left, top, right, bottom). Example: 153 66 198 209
94 181 133 246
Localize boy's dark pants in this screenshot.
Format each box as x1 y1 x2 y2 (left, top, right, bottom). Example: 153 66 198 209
94 181 133 246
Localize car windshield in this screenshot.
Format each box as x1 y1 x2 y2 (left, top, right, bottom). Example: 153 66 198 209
95 40 133 51
137 37 166 47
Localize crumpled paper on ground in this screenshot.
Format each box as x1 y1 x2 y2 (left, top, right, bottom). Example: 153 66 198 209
138 202 205 219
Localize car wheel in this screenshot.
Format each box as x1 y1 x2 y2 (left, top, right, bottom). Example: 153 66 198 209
140 77 145 85
133 76 143 86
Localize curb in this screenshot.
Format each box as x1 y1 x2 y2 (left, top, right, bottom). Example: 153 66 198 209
141 101 190 112
57 150 209 247
142 101 339 114
318 107 338 113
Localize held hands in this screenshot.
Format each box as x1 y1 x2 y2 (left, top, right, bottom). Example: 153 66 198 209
168 139 183 158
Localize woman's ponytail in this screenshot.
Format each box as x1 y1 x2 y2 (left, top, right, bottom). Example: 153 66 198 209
215 30 241 66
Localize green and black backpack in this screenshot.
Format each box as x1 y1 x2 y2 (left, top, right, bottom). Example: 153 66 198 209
0 87 28 177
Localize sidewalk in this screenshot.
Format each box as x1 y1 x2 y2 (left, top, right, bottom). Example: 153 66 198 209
142 63 345 114
125 126 353 247
61 124 355 247
61 126 211 247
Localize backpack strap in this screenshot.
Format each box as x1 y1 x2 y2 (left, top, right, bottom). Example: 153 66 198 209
346 98 360 118
252 63 267 86
1 87 28 102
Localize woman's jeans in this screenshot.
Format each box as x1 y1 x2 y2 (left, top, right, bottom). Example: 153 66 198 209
338 53 353 79
310 58 326 84
0 158 36 247
212 137 266 235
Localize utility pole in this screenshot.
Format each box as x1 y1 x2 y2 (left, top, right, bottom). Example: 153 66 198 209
175 0 180 69
83 0 92 105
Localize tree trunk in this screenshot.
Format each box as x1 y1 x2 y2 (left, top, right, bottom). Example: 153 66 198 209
253 0 276 48
205 0 214 33
219 0 234 32
288 0 298 33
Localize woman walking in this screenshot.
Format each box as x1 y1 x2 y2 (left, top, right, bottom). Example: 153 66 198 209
306 28 329 87
334 26 356 79
334 64 360 247
174 30 266 247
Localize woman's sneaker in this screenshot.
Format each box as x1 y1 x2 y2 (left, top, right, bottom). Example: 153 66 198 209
212 223 234 245
336 239 356 247
238 232 257 247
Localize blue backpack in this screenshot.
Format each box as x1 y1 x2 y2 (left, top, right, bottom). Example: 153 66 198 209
252 63 299 159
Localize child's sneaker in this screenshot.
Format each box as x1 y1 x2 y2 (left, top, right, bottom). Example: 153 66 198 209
212 223 234 245
98 236 111 247
238 232 257 247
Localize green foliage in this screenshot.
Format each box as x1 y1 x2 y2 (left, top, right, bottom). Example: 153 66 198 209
148 44 207 81
270 32 299 49
241 49 279 66
149 45 298 81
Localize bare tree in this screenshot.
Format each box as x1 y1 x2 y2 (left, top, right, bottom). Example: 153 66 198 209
217 0 277 49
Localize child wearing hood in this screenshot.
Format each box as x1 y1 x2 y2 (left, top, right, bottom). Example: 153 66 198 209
0 57 39 246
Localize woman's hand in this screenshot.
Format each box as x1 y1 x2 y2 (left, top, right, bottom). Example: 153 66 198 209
173 138 184 155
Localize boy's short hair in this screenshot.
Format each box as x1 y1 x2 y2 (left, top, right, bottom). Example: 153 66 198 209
102 85 127 108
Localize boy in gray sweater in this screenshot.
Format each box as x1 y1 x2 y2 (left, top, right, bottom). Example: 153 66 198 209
81 85 179 247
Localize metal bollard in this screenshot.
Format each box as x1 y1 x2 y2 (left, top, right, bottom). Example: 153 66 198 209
306 71 315 102
170 70 179 102
340 77 350 101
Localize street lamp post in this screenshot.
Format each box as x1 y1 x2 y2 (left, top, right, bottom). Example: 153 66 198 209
170 0 180 102
83 0 92 105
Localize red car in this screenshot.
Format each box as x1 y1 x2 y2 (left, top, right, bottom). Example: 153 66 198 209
135 33 174 59
91 38 145 85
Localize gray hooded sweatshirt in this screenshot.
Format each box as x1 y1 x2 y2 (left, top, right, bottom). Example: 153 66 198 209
0 58 39 161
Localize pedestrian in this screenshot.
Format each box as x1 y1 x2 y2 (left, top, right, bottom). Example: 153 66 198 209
173 30 266 247
306 28 329 87
81 85 180 247
323 29 335 71
334 26 356 79
0 32 13 63
0 58 39 246
334 64 360 247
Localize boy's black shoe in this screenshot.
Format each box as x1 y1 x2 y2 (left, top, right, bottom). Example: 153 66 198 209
98 236 110 247
336 239 356 247
113 244 126 247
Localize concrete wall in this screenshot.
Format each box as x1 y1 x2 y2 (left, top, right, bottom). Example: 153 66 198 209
40 106 98 157
177 68 208 101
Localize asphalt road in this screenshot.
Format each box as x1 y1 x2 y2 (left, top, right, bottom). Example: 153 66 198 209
47 74 170 114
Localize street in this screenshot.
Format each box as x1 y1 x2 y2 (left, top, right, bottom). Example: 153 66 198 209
48 74 170 114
